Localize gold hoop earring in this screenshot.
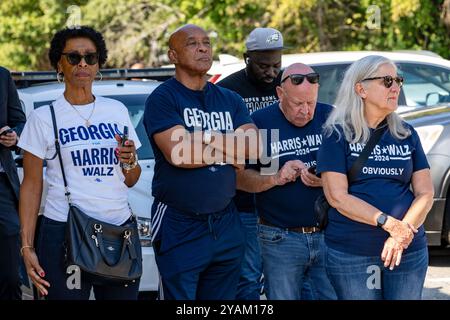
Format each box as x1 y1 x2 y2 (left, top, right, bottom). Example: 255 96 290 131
57 72 64 83
96 71 103 81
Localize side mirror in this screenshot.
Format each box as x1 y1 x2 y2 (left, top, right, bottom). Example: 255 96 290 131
425 92 440 106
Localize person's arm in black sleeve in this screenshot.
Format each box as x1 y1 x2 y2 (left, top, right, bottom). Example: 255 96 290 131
7 71 26 134
1 68 26 151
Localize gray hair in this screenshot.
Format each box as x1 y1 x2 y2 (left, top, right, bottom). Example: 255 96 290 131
324 55 410 143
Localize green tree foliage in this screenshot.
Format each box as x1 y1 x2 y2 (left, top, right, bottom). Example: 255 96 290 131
268 0 450 56
183 0 272 56
81 0 274 67
81 0 185 67
0 0 449 71
0 0 88 70
268 0 366 52
388 0 450 57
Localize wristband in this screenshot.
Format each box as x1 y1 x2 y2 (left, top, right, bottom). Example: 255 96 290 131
20 245 34 256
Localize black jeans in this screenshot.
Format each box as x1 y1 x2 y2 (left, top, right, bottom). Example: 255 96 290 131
0 233 21 300
0 173 21 300
36 216 140 300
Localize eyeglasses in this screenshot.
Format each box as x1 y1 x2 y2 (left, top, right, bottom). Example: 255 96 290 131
361 75 404 88
281 73 320 85
61 52 99 65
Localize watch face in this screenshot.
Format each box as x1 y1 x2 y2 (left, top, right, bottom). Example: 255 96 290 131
377 214 387 226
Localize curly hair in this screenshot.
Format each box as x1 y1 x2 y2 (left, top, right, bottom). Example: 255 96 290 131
49 26 108 70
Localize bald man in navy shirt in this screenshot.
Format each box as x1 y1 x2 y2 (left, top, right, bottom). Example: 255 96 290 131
237 63 336 300
144 24 258 300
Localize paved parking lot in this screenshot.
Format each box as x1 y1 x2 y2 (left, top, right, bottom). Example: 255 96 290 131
423 248 450 300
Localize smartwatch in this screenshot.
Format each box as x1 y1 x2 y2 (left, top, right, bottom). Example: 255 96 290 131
376 213 388 227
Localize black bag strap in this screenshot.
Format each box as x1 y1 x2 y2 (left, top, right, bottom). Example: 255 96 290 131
347 119 387 183
49 104 72 203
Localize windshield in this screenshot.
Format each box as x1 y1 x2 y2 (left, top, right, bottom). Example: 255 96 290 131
33 94 154 160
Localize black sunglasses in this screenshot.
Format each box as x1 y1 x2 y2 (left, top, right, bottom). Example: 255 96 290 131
361 75 404 88
281 73 320 85
61 52 99 65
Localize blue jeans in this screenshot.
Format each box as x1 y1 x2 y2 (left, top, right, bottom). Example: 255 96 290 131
258 224 336 300
236 212 262 300
326 246 428 300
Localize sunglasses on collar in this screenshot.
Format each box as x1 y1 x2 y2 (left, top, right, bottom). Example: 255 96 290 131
61 52 99 65
361 75 404 88
281 73 320 85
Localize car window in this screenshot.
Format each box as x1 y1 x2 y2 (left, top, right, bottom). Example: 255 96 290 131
107 94 153 160
308 63 413 108
312 64 350 105
33 94 154 160
397 63 450 108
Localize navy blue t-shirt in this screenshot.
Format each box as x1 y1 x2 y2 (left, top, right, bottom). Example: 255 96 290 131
144 77 253 214
251 102 333 228
217 69 280 213
317 123 430 256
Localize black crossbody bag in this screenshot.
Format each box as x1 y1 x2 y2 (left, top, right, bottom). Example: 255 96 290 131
315 120 387 229
49 104 142 283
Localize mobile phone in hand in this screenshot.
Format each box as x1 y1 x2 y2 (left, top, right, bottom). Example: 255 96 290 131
121 126 129 146
307 165 317 175
120 126 129 168
0 128 14 137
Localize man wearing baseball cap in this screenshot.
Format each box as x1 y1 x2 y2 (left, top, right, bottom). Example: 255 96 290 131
218 27 283 113
216 27 284 300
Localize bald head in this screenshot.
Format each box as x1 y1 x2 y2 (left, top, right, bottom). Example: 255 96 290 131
131 62 144 69
280 63 315 85
169 24 207 50
167 24 212 78
276 63 319 127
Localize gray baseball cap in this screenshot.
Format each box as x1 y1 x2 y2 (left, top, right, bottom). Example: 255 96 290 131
245 27 284 52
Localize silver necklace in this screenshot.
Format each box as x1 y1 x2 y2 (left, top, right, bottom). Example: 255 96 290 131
68 99 96 127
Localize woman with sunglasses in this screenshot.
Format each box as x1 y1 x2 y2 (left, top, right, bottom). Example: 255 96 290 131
316 55 433 300
18 26 142 300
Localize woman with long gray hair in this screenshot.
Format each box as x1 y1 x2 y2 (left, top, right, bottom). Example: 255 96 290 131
317 55 434 299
